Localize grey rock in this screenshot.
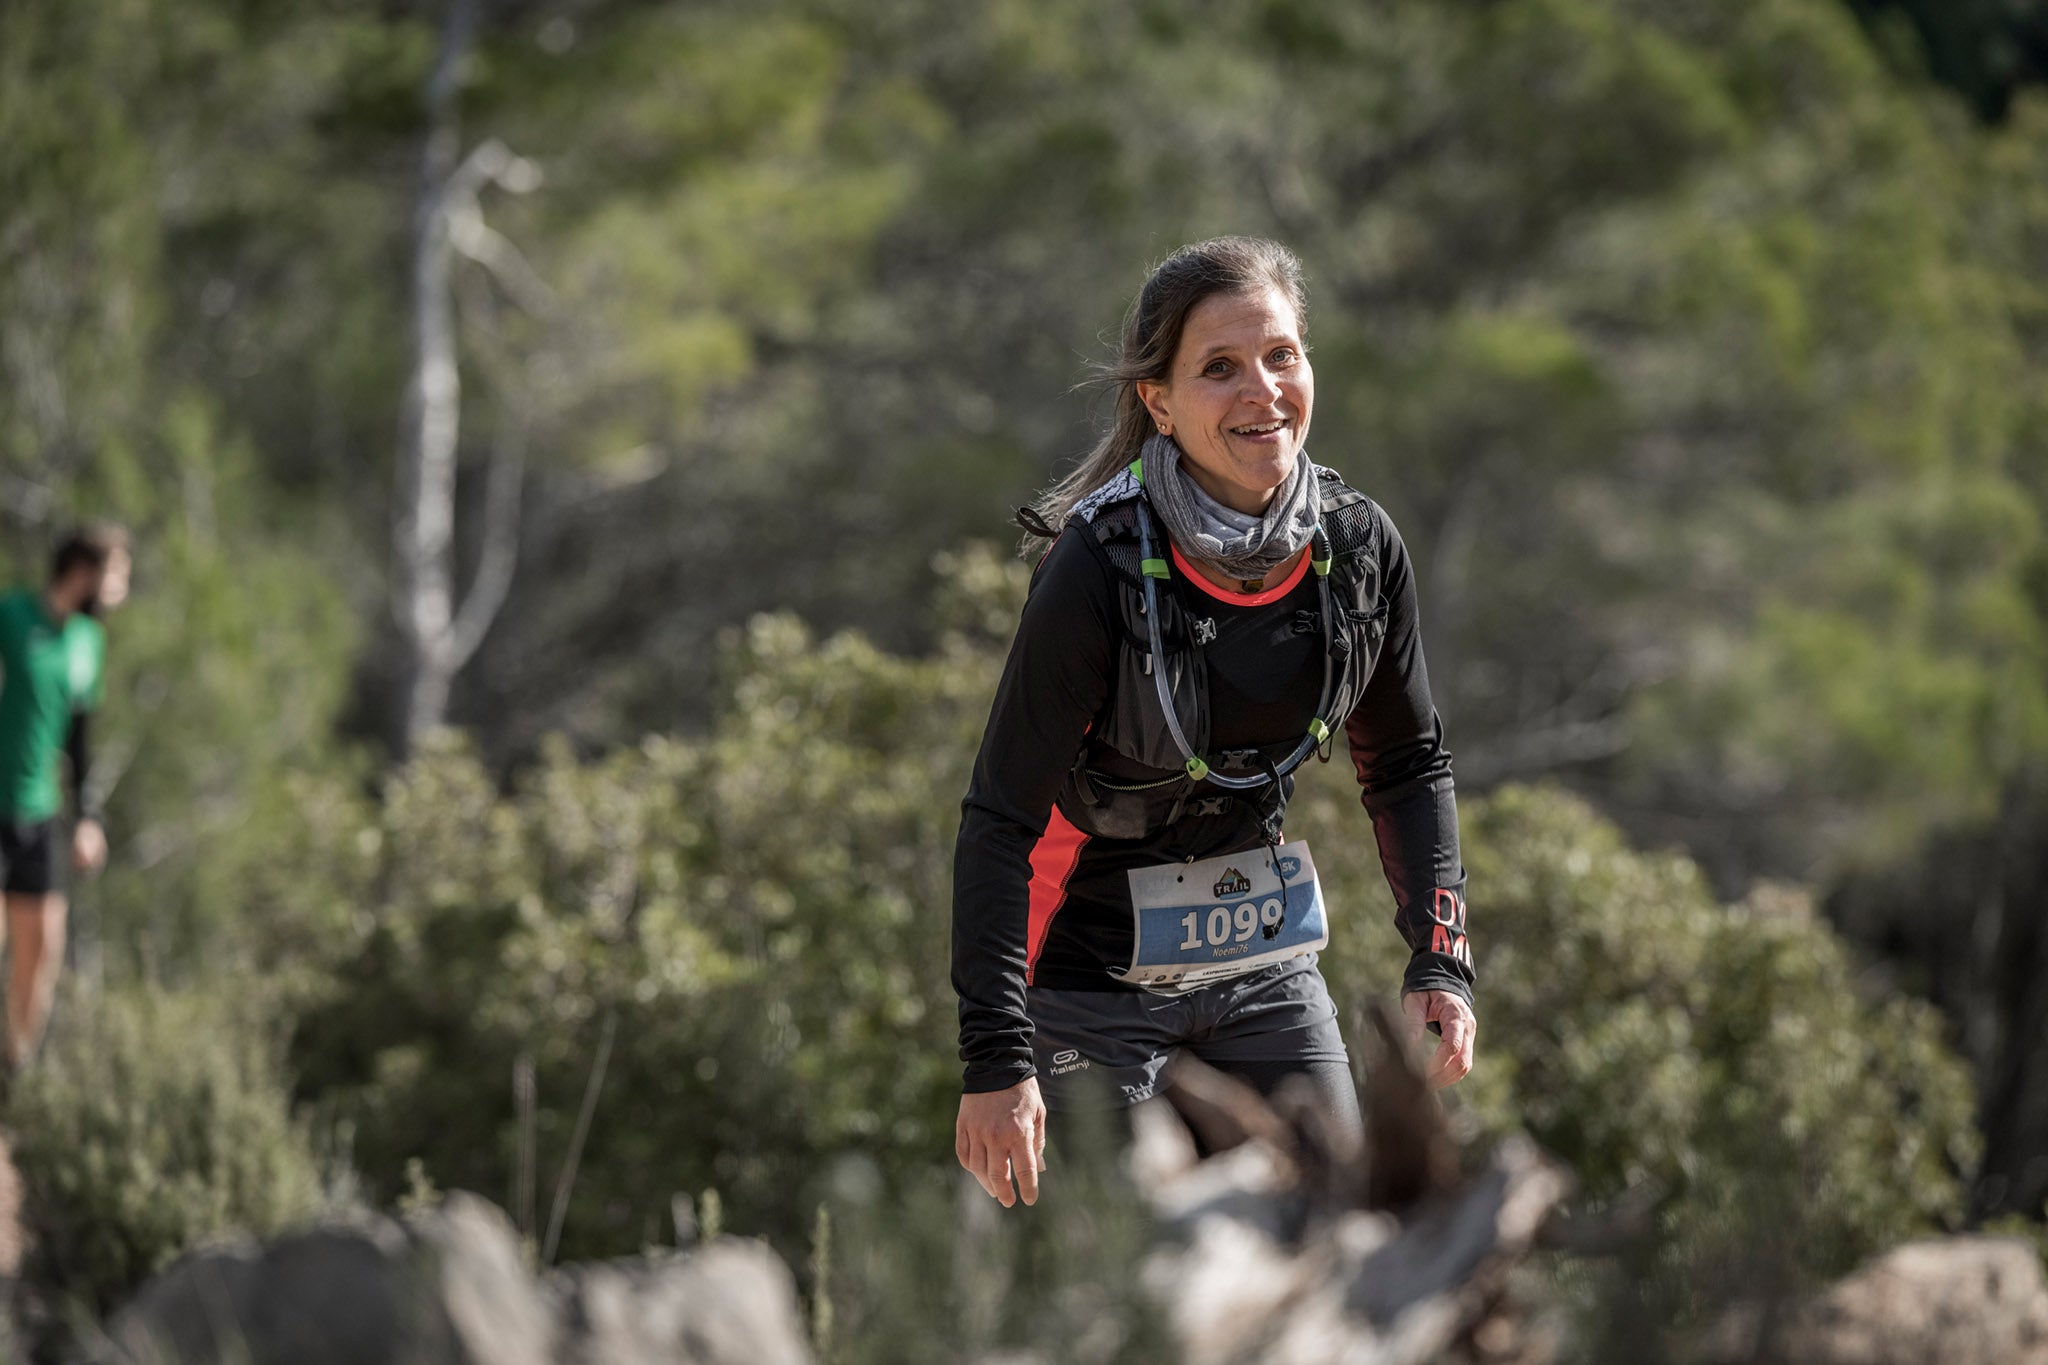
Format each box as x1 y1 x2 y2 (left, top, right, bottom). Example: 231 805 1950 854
546 1240 813 1365
98 1217 419 1365
95 1192 811 1365
406 1195 555 1365
1706 1235 2048 1365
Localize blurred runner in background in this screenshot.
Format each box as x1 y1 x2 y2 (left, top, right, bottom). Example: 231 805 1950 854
0 525 129 1073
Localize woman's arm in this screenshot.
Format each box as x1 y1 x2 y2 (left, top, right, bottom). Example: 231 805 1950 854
951 529 1116 1093
1342 503 1475 1081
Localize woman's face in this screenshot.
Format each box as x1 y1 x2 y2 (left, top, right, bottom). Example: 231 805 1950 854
1136 285 1313 516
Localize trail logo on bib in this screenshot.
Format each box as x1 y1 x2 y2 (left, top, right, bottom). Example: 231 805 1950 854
1120 841 1330 990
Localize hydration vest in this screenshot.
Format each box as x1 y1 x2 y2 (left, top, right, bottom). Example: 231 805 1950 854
1057 465 1391 840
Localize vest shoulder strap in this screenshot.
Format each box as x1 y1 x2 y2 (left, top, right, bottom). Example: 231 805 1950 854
1070 466 1143 526
1074 499 1147 584
1314 470 1382 563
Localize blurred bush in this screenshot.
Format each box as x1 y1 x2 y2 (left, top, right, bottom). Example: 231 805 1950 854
0 548 1969 1353
266 554 1976 1357
826 1108 1171 1365
1298 770 1978 1346
285 557 1020 1260
9 985 329 1313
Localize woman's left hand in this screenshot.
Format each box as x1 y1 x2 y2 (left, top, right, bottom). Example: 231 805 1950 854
1401 989 1475 1090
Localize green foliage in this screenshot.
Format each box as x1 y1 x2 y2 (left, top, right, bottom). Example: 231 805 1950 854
9 985 328 1312
83 397 361 974
1296 771 1978 1337
825 1112 1172 1365
272 578 1975 1353
1847 0 2048 122
286 590 1013 1261
15 0 2048 890
4 0 2041 1347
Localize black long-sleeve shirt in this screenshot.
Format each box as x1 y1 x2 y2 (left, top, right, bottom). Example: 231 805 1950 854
952 498 1469 1093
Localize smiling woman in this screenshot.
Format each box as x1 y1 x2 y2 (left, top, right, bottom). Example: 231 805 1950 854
1136 285 1314 518
951 237 1477 1210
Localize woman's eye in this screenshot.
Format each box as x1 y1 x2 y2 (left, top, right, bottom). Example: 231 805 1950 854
1203 360 1231 377
1271 348 1297 365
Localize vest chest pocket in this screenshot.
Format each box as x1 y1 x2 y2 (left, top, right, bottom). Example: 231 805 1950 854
1094 586 1205 774
1326 589 1389 721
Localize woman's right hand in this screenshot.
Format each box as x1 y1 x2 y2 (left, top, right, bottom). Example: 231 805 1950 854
956 1076 1047 1207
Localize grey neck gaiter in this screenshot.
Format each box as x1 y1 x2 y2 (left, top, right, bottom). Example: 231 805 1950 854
1138 430 1320 582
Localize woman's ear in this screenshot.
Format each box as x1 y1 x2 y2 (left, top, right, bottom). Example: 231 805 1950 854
1136 380 1172 435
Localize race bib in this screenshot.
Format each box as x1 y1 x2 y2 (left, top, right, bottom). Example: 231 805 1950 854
1116 841 1329 990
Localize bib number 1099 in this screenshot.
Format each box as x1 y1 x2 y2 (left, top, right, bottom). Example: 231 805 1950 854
1179 898 1285 950
1120 841 1329 991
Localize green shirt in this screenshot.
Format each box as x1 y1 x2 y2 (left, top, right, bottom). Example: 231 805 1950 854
0 588 104 822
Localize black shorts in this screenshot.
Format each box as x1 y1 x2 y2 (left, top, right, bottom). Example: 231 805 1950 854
1027 954 1350 1110
0 820 61 897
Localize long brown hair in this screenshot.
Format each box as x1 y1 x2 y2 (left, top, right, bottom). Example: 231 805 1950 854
1021 236 1307 556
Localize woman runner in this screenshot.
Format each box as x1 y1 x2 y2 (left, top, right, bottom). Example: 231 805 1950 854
952 237 1475 1207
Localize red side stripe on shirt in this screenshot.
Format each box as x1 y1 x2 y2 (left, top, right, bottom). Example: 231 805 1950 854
1024 807 1089 985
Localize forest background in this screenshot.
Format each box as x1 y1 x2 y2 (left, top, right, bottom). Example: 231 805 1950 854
7 0 2048 1358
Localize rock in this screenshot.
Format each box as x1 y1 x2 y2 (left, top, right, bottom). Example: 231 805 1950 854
409 1196 556 1365
1136 1011 1575 1365
95 1192 813 1365
97 1215 426 1365
545 1240 813 1365
1139 1128 1569 1365
1732 1236 2048 1365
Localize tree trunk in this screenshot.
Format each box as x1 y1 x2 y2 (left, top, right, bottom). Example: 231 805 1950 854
389 0 534 757
392 0 483 756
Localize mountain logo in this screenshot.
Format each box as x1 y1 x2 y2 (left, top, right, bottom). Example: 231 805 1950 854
1213 868 1252 898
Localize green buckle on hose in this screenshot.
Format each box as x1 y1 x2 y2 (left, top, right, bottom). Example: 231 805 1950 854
1141 557 1169 579
1184 756 1210 781
1307 717 1330 744
1312 556 1332 576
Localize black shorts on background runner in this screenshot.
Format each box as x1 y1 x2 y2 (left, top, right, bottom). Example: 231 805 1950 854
0 820 60 896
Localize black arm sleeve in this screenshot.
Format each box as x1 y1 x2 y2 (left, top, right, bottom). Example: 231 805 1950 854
65 710 99 821
1343 505 1474 1006
952 529 1116 1093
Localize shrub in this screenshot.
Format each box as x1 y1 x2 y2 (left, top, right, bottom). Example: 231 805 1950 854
280 558 1977 1353
287 606 1004 1261
1295 774 1978 1340
10 984 329 1312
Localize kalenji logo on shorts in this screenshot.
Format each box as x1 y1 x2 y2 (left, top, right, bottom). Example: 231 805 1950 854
1213 867 1251 898
1050 1048 1090 1077
1052 1049 1080 1065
